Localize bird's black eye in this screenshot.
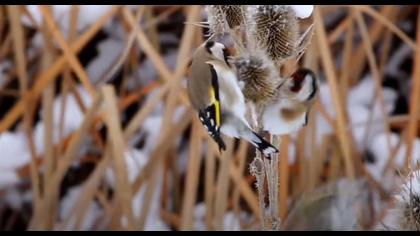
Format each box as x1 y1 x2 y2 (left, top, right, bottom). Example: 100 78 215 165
222 48 230 66
205 41 215 53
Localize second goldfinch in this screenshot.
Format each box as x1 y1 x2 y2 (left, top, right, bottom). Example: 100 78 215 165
262 68 318 135
187 40 278 157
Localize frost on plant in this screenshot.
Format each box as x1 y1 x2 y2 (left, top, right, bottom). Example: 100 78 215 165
382 170 420 230
247 5 299 64
206 5 246 38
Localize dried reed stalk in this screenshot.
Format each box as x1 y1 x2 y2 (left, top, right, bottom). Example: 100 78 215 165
296 129 307 194
137 159 163 230
7 5 44 229
62 154 110 230
315 7 356 180
213 138 233 230
0 6 119 133
279 135 290 221
122 8 173 83
39 6 96 97
180 117 203 230
231 140 249 228
354 9 393 156
227 156 262 223
123 7 200 228
327 15 352 44
307 102 319 193
34 92 102 230
40 6 56 227
405 7 420 168
102 86 136 230
347 6 395 84
355 5 417 51
205 141 217 230
0 6 4 41
338 14 353 109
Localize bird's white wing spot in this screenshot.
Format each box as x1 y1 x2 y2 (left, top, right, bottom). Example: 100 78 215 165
263 147 277 156
210 118 214 126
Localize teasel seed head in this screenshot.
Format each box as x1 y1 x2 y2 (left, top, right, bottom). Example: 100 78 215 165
393 170 420 230
233 52 282 106
222 5 246 29
206 5 246 38
247 5 299 64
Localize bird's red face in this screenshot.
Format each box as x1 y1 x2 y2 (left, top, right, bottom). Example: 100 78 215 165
290 69 309 93
286 68 317 102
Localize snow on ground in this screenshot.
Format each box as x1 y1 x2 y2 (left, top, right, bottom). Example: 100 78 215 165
0 132 31 170
0 86 96 186
29 86 93 157
0 171 19 189
130 172 169 231
50 86 92 137
193 202 241 231
289 5 314 18
105 148 149 186
131 49 179 88
0 61 11 89
3 187 25 210
22 6 114 37
367 132 420 184
59 185 103 230
317 75 398 150
109 148 169 230
86 38 125 85
385 44 412 79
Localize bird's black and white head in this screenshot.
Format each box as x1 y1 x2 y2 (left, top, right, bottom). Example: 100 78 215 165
204 40 230 66
288 68 317 102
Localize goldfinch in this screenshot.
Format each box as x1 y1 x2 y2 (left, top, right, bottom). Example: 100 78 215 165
187 40 278 157
262 68 318 135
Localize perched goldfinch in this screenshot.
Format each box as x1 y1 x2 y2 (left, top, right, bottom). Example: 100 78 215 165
187 40 278 157
262 68 318 135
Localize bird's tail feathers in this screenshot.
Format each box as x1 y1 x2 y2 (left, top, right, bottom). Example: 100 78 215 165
247 131 279 158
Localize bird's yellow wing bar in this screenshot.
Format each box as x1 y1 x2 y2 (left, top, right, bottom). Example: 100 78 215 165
209 87 221 127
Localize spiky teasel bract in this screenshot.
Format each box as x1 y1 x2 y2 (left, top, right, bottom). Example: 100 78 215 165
392 169 420 230
221 5 246 30
246 5 299 65
205 5 246 39
233 52 282 106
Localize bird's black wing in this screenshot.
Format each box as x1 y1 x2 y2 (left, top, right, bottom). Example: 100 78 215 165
198 65 225 151
198 107 226 151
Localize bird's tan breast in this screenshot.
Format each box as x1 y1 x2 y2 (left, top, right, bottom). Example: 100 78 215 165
280 103 307 122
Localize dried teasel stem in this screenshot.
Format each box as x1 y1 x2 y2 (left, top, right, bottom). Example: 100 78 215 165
264 151 280 230
250 153 267 230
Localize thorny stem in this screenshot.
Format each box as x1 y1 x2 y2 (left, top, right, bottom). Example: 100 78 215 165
250 153 267 230
249 103 282 230
248 103 267 230
271 135 282 229
264 135 282 230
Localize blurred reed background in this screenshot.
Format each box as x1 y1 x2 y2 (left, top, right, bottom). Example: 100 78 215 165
0 5 419 231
